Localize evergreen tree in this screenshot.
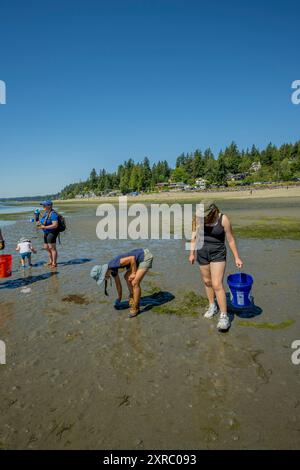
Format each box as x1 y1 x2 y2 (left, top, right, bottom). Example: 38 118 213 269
171 166 189 183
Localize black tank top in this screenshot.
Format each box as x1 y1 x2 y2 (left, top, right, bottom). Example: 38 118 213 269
204 214 225 244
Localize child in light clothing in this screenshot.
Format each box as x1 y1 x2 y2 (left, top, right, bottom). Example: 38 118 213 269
16 238 37 267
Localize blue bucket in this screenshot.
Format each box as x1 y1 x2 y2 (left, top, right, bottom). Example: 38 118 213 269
227 272 253 308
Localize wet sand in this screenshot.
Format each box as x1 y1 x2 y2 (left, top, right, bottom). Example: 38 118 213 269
0 197 300 449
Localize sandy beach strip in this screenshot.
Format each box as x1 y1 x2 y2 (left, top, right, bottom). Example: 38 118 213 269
54 184 300 205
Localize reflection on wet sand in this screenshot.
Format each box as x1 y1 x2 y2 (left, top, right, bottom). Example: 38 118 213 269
0 302 14 328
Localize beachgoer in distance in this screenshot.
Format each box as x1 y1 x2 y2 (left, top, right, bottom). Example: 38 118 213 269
34 208 41 222
90 248 154 317
189 200 243 331
37 200 59 268
0 229 4 250
16 237 37 268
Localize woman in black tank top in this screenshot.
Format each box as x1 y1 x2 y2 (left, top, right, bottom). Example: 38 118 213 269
189 201 243 331
203 213 226 244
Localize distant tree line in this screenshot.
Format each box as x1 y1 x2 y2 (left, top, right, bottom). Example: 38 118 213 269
0 194 60 203
59 141 300 199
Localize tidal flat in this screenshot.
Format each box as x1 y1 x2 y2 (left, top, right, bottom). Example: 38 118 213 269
0 196 300 449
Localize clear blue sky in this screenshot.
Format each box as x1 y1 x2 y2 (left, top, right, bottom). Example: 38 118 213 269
0 0 299 197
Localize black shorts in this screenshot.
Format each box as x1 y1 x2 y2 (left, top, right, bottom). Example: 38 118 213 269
197 243 226 266
44 231 59 244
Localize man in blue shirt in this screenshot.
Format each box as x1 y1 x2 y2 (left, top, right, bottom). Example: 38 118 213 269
37 200 59 268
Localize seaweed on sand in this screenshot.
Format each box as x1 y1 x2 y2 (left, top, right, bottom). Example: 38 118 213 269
152 290 208 317
62 294 89 305
146 271 161 277
64 331 83 342
0 440 8 450
183 291 208 308
144 281 161 295
234 218 300 240
236 319 295 330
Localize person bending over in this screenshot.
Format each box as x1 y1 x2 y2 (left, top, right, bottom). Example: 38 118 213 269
90 248 154 317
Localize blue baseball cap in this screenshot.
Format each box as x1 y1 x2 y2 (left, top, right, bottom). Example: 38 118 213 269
40 200 53 207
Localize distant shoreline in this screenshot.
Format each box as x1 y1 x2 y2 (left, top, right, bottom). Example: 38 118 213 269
54 184 300 205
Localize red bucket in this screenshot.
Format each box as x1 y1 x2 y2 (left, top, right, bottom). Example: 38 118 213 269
0 254 12 278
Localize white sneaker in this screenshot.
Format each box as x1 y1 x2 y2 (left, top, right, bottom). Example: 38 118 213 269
204 302 218 319
217 313 230 331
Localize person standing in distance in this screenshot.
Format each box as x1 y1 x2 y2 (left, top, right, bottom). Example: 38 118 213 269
0 229 5 251
37 200 59 268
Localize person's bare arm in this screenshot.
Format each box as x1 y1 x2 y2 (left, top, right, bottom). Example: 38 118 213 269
222 214 243 268
189 230 197 264
189 217 201 264
114 273 122 301
119 256 137 281
39 220 58 230
16 245 20 251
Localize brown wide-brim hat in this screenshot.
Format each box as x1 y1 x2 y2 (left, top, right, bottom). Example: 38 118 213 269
201 199 217 214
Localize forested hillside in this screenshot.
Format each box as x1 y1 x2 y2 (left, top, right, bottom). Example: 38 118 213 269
60 141 300 199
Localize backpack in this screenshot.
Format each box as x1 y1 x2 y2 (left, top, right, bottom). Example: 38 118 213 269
57 213 66 232
44 210 66 232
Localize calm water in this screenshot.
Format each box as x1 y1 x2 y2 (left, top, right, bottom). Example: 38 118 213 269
0 204 38 228
0 204 35 215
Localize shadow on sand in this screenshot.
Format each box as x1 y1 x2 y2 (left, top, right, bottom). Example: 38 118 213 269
0 272 58 289
58 258 92 266
226 292 263 320
114 291 175 315
29 261 46 268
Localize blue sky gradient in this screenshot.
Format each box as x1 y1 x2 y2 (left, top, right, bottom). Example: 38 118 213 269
0 0 299 197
